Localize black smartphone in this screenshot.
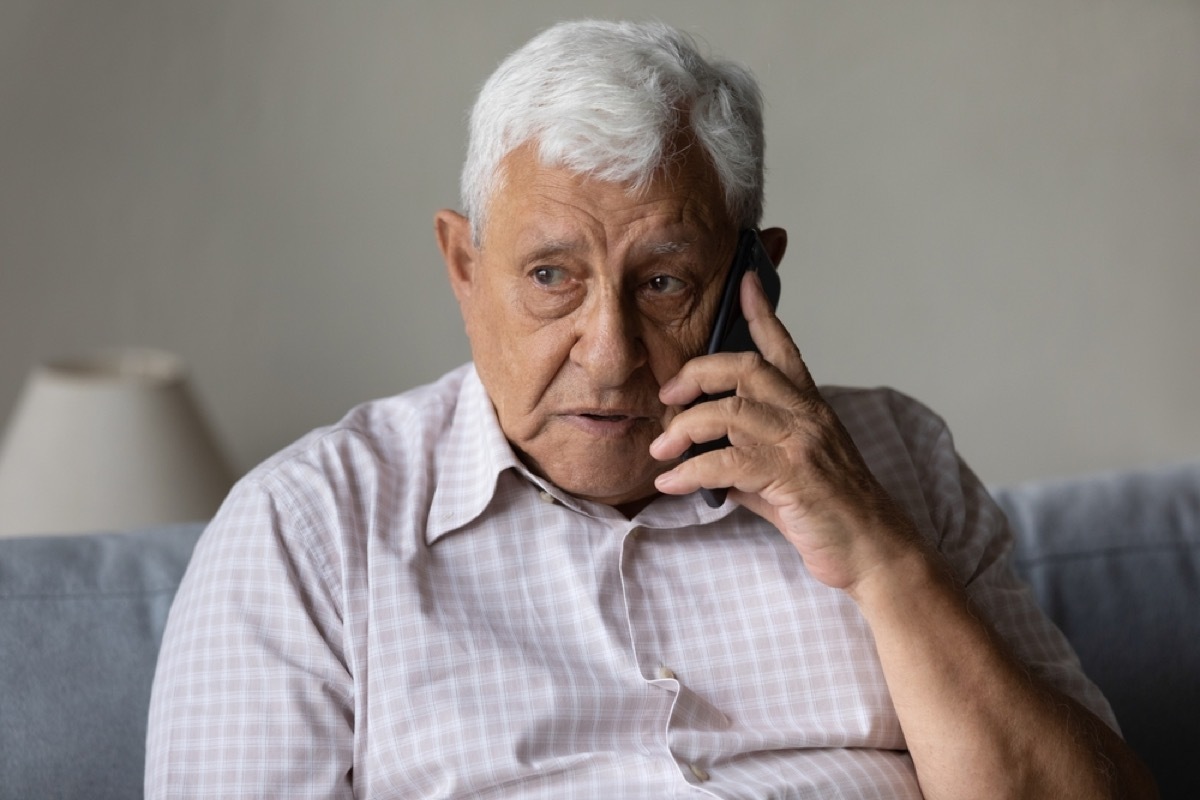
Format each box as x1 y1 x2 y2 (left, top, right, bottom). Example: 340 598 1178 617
684 229 782 508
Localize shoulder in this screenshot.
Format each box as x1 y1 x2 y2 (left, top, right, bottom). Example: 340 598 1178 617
819 385 978 546
250 364 475 491
820 384 945 425
820 385 954 468
187 365 485 587
203 364 481 556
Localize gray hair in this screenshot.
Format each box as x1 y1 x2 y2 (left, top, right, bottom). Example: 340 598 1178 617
461 19 765 243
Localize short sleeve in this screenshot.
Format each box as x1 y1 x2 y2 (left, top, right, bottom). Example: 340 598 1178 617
904 397 1121 733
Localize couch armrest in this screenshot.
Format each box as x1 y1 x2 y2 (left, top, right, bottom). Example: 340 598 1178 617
993 461 1200 799
0 523 205 800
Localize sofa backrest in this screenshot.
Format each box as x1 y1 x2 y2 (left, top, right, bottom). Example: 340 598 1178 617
0 523 204 800
994 460 1200 800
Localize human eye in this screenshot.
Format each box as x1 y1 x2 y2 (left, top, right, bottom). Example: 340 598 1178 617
531 266 569 287
637 273 694 324
643 274 688 296
520 264 581 319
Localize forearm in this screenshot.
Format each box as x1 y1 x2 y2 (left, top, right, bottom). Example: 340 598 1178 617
849 542 1157 800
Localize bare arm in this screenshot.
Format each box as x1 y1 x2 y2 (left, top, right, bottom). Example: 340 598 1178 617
652 270 1157 799
850 528 1154 799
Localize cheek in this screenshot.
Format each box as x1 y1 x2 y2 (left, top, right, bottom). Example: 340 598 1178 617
508 325 574 389
646 308 715 384
476 317 577 423
464 276 542 364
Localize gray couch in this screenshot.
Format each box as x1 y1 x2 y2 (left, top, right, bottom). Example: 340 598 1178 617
3 462 1198 799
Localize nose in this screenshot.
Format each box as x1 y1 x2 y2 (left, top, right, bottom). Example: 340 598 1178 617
570 291 647 389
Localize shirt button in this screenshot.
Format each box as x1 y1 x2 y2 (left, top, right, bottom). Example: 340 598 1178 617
688 763 710 782
538 490 556 504
656 665 676 681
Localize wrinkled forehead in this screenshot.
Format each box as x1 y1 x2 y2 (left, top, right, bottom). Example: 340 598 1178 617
480 139 731 245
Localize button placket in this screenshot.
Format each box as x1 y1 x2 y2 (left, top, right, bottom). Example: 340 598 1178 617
619 521 719 790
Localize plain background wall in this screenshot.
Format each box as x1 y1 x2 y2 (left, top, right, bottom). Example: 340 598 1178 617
2 0 1197 487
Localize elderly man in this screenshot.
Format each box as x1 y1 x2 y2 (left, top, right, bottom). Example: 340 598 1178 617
146 19 1155 799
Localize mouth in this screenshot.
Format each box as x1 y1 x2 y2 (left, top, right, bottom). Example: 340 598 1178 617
560 409 653 438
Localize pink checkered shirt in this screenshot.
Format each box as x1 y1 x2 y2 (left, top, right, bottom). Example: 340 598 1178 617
146 364 1114 798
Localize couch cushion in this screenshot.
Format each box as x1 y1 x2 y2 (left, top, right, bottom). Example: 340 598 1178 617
993 461 1200 799
0 523 204 800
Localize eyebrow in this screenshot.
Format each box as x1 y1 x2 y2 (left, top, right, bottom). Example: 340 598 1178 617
523 238 583 263
521 237 694 262
645 239 693 256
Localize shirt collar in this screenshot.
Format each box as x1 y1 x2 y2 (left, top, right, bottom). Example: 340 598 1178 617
425 365 742 543
426 366 523 544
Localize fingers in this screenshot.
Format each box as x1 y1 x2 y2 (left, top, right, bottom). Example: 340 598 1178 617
658 350 801 409
654 352 809 466
740 271 814 391
659 273 814 408
654 270 824 466
649 394 792 461
654 440 786 497
651 269 835 509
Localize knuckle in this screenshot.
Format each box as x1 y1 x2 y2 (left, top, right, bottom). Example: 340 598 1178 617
725 442 760 472
736 350 766 374
725 394 751 418
781 417 832 461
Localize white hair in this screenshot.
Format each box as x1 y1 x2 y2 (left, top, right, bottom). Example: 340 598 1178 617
460 19 765 243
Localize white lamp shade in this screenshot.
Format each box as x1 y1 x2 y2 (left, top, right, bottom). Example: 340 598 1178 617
0 349 234 537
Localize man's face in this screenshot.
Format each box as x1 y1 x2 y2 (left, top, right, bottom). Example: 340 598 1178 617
437 143 739 511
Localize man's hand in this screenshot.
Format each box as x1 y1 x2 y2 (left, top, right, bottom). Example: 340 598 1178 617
650 269 926 593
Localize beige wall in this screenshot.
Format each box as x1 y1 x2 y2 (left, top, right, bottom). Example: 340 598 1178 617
2 0 1198 486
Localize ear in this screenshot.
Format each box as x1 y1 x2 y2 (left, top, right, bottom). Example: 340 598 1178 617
758 227 788 267
435 209 478 305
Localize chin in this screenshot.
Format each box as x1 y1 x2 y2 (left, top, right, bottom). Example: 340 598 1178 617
541 459 661 507
513 420 666 507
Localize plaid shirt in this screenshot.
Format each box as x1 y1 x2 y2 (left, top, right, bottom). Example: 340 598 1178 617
146 364 1114 798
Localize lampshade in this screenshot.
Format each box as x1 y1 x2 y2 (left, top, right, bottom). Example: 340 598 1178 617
0 349 235 537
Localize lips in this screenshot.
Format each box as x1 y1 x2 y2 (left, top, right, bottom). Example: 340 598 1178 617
560 408 655 438
569 408 651 423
